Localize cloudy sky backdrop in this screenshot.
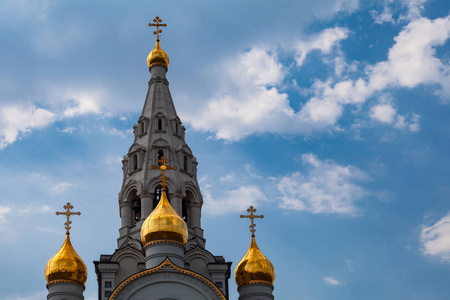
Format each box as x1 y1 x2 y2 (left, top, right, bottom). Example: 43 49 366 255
1 0 450 299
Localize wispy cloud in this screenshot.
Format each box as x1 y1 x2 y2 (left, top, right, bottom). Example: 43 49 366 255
278 154 368 215
203 184 267 216
31 173 72 194
324 276 345 285
421 213 450 261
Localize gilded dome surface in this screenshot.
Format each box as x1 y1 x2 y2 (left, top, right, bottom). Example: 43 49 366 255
45 234 88 285
235 236 275 287
141 189 188 245
147 40 170 68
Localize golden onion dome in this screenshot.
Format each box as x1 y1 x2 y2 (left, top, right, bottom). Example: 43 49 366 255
45 234 88 285
235 236 275 287
141 189 188 245
147 40 170 68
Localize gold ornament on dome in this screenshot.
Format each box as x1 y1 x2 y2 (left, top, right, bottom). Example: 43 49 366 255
141 157 188 246
45 203 87 286
235 206 275 287
147 16 170 68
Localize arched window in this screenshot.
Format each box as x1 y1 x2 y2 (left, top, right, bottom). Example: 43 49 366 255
127 190 140 225
133 154 138 171
158 119 162 131
182 200 188 223
153 186 169 209
157 150 164 165
183 155 188 171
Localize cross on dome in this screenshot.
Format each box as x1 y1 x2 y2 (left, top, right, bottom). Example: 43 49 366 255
56 202 81 235
150 156 177 191
240 206 264 237
148 16 167 42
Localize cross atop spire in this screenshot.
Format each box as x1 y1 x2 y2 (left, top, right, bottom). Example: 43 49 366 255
56 202 81 235
150 156 177 191
148 16 167 42
240 206 264 237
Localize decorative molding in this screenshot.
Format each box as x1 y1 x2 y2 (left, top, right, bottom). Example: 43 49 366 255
143 239 185 249
110 258 225 300
46 279 85 288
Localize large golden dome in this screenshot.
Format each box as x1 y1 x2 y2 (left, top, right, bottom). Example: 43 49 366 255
45 234 88 285
147 40 170 68
235 236 275 287
141 189 188 246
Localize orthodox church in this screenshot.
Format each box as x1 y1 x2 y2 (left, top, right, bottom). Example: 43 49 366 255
44 17 276 300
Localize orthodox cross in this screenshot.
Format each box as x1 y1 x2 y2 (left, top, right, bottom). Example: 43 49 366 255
150 156 177 191
148 16 167 41
240 206 264 237
56 202 81 235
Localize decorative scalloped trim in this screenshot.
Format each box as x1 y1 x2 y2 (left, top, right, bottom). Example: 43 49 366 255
239 280 274 287
46 279 85 288
110 257 225 300
143 239 185 249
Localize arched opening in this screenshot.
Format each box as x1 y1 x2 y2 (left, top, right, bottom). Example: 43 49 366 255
127 189 141 225
157 150 164 165
133 154 138 171
153 185 169 209
182 200 188 223
158 119 162 131
182 190 195 226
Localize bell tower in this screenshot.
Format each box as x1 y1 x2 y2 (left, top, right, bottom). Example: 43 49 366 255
94 17 231 300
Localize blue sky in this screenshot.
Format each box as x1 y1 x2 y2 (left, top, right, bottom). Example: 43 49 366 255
1 0 450 299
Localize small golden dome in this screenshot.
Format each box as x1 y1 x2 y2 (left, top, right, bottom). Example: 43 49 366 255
235 236 275 287
45 234 88 285
141 189 188 245
147 40 170 68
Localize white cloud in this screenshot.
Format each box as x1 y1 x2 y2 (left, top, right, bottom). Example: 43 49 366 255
62 89 104 117
0 206 12 224
186 17 449 140
0 105 55 149
31 173 72 194
294 27 350 67
324 276 345 285
370 0 430 24
278 154 367 215
203 185 267 216
219 172 236 183
60 126 76 134
334 0 359 13
421 213 450 261
370 104 397 123
100 126 132 138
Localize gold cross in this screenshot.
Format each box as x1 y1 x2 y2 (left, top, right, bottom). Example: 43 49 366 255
56 202 81 235
148 16 167 41
240 206 264 237
150 156 177 190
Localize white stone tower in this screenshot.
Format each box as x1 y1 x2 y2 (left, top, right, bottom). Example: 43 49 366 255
94 17 231 300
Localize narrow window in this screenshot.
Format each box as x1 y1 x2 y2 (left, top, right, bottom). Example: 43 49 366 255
158 119 162 131
133 154 138 171
157 150 164 165
140 122 144 134
175 123 179 135
182 200 188 223
183 155 188 171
